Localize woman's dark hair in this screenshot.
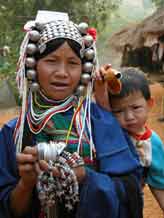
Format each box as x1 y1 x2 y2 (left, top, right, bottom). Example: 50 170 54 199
109 67 151 101
35 38 82 60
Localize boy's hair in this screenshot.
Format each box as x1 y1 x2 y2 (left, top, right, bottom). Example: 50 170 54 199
109 67 151 100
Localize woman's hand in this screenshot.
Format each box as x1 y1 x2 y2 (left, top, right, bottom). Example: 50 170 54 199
16 146 39 190
94 64 112 111
73 166 86 184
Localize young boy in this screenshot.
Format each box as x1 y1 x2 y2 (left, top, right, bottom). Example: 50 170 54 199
106 67 164 213
95 65 164 214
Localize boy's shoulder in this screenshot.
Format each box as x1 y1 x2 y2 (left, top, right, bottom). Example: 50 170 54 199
146 129 164 189
150 130 163 147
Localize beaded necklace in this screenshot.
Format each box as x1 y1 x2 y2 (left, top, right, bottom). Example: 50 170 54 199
14 89 95 160
27 92 75 134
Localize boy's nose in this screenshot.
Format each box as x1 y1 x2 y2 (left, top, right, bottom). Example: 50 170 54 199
125 110 135 121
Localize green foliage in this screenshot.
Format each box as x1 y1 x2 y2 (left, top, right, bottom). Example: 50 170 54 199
0 0 121 78
152 0 164 7
0 0 121 102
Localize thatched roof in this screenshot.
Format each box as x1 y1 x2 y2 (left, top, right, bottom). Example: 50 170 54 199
109 7 164 51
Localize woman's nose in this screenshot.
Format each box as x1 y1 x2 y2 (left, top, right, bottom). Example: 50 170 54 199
54 62 67 77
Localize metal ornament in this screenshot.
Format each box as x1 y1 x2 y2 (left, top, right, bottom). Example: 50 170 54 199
84 35 94 47
84 49 95 60
76 85 85 96
78 22 88 34
81 73 91 85
26 43 37 55
83 62 93 73
29 30 41 42
37 141 67 161
35 21 45 31
26 69 36 80
30 82 39 92
38 20 83 51
25 57 36 68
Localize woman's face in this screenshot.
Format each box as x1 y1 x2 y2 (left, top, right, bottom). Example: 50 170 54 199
36 41 82 100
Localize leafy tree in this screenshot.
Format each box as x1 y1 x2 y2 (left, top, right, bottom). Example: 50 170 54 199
151 0 164 7
0 0 121 78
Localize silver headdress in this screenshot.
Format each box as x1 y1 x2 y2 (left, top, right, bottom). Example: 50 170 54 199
38 20 84 54
15 11 97 154
16 10 97 97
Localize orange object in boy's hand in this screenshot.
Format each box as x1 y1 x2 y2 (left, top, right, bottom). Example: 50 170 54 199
94 64 122 111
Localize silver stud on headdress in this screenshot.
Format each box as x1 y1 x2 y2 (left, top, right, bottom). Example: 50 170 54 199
25 57 36 68
26 69 36 80
29 30 41 42
81 73 91 85
84 49 95 60
26 43 38 55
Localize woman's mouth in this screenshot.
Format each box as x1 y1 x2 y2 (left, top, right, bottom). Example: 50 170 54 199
50 81 69 90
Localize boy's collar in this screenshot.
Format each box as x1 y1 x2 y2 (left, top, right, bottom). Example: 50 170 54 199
131 125 152 140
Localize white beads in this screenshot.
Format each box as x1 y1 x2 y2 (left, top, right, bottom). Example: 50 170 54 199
78 22 88 34
37 151 81 210
84 35 94 47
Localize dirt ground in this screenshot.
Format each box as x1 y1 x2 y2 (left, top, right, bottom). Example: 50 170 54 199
0 82 164 217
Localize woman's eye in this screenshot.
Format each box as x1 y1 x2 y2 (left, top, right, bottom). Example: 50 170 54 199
45 58 56 63
69 61 79 65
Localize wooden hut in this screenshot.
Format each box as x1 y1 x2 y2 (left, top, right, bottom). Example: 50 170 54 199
108 7 164 73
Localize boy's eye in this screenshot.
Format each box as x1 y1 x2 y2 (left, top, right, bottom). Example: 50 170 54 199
133 106 141 110
112 110 123 114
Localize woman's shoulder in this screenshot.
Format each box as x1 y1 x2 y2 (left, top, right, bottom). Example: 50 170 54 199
90 102 114 120
0 117 17 132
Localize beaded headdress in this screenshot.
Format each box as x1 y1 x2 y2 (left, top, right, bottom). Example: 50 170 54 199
15 11 97 154
38 20 84 54
17 10 97 96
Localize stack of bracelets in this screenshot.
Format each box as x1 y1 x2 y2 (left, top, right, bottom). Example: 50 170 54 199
37 142 84 211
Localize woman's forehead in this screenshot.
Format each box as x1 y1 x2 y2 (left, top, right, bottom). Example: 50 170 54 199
40 41 81 60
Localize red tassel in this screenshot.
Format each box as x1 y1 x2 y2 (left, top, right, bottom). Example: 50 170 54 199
87 27 97 41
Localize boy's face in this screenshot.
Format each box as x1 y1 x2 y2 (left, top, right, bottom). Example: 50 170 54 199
110 91 153 135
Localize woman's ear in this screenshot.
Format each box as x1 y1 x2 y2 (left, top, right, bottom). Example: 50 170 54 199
147 97 154 108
